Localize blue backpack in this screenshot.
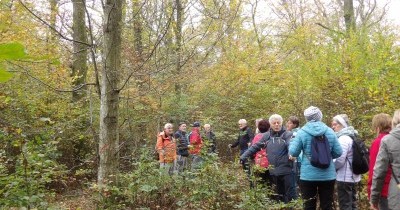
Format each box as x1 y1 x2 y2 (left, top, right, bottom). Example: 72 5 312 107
310 133 332 169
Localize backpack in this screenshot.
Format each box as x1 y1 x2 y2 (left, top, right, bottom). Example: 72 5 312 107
310 133 332 169
349 135 369 175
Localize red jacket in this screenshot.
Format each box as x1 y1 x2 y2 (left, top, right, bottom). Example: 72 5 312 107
368 133 392 199
189 128 203 155
251 133 269 168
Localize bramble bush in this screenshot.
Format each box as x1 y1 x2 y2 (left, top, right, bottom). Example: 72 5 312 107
93 147 303 209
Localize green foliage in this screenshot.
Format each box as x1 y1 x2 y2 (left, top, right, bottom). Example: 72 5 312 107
0 42 26 82
0 131 67 208
92 148 302 209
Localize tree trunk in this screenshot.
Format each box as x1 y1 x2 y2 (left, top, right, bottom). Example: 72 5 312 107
49 0 58 42
71 0 88 101
344 0 355 33
174 0 183 97
98 0 124 186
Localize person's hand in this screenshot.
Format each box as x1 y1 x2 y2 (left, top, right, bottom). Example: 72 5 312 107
369 201 378 210
239 158 246 164
289 155 296 161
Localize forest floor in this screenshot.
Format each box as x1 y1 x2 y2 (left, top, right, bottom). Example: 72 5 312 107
49 189 95 210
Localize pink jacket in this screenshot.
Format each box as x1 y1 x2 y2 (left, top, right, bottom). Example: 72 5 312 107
251 133 269 168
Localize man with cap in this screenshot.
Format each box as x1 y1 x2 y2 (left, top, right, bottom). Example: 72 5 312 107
189 121 203 170
289 106 342 210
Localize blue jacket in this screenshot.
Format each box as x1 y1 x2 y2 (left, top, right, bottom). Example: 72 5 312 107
289 121 342 181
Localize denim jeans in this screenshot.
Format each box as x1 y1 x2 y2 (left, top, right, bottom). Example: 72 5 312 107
337 181 357 210
299 179 335 210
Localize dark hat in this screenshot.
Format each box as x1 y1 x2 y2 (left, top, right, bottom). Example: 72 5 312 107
191 121 200 127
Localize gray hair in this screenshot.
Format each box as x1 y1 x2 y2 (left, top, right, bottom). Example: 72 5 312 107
333 114 350 128
164 123 173 129
238 119 247 124
269 114 283 123
392 110 400 128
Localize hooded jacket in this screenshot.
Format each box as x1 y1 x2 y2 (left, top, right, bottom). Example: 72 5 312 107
371 126 400 209
241 128 293 176
289 121 342 181
156 131 177 163
334 126 361 183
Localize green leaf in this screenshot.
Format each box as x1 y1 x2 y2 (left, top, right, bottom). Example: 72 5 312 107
0 69 13 82
0 42 26 60
139 184 158 192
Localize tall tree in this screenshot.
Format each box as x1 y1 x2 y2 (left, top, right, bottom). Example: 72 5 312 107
173 0 183 97
98 0 124 186
344 0 355 32
71 0 88 101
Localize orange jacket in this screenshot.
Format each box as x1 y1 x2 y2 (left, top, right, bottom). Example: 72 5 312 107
156 131 177 163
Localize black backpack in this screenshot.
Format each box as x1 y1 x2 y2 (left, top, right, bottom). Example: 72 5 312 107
310 133 332 169
349 135 369 175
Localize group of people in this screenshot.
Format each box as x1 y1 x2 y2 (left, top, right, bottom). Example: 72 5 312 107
155 106 400 210
155 121 216 174
236 106 400 210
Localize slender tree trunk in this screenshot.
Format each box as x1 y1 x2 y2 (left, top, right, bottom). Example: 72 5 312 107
174 0 182 97
344 0 355 33
72 0 88 101
98 0 124 186
47 0 58 74
49 0 58 42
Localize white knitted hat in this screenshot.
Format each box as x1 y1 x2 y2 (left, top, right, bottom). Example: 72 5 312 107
304 106 323 122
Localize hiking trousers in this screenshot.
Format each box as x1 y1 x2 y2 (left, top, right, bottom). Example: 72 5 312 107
272 174 294 203
299 179 335 210
337 181 358 210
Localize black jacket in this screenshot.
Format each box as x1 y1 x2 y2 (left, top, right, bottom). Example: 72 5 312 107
174 130 189 156
231 126 254 151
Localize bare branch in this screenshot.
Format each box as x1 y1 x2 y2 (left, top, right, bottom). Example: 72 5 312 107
18 0 91 47
8 61 96 93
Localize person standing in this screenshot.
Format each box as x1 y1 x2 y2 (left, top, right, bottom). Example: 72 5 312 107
367 113 392 210
174 122 189 173
229 119 254 155
370 109 400 210
289 106 342 210
156 123 177 175
250 119 271 188
203 124 217 153
331 114 361 210
286 116 300 137
286 115 301 199
241 114 294 203
189 121 203 170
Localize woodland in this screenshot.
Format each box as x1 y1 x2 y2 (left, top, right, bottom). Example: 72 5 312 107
0 0 400 209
